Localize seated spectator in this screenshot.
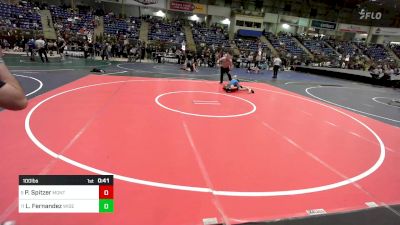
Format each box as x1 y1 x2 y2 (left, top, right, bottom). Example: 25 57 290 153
369 66 382 79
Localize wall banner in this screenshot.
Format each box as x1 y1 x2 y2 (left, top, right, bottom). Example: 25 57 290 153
311 20 337 30
169 0 207 14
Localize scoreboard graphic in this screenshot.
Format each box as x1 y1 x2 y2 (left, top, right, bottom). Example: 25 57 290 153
19 175 114 213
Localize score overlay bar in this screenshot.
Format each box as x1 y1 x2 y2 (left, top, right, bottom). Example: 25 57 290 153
19 175 114 213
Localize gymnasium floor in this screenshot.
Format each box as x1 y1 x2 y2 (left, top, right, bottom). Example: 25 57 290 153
1 55 400 225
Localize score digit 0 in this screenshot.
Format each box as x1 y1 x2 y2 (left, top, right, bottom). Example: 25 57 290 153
99 185 113 199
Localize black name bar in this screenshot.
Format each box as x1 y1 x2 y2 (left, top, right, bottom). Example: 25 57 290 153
19 175 114 185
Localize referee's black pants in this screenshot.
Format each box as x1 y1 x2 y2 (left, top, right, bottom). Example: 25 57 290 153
29 49 35 61
38 48 48 63
273 65 280 78
220 67 232 83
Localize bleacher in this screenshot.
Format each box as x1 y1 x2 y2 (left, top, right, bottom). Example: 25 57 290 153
265 32 280 49
0 2 42 31
391 44 400 58
49 6 95 35
327 40 358 56
235 38 266 53
365 44 391 61
104 16 141 39
192 23 230 49
301 38 336 57
265 32 305 57
0 0 396 70
148 18 185 45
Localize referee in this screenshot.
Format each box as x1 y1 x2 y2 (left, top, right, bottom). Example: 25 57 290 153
35 37 48 63
217 51 233 83
273 55 282 79
0 48 28 110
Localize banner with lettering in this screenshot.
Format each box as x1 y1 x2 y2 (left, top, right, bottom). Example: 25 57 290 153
102 0 166 9
169 0 207 14
311 20 337 30
338 24 369 34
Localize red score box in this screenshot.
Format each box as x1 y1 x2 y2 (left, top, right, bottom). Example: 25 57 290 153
99 185 114 199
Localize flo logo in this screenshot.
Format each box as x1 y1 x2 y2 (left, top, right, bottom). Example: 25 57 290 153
359 9 382 20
